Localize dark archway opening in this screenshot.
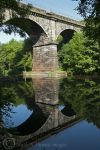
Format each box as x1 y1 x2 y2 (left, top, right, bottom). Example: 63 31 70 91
57 29 75 51
57 29 75 70
60 29 75 44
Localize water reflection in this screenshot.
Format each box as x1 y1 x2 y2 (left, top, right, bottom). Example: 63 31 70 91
0 77 100 149
9 103 50 136
0 79 34 125
59 78 100 129
2 104 33 128
32 78 59 105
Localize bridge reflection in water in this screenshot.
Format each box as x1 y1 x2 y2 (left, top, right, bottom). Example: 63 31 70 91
4 77 78 149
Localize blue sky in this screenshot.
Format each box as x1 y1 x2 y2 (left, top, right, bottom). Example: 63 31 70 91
23 0 81 20
0 0 82 44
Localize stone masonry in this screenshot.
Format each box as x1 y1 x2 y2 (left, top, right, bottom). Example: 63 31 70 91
32 43 58 71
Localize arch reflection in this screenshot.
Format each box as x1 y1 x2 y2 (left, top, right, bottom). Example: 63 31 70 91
9 103 50 136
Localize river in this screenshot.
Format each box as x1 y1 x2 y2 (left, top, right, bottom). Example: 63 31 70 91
0 77 100 150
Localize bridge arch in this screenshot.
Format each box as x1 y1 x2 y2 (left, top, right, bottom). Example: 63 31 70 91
57 29 75 44
8 103 50 136
55 21 81 40
3 15 49 45
58 100 76 117
61 105 76 117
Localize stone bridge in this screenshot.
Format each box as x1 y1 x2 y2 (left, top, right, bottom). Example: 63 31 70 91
3 5 84 72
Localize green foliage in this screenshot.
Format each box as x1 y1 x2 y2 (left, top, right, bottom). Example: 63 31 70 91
56 35 63 44
75 0 100 45
0 0 32 23
58 32 100 75
0 38 32 77
0 0 32 36
0 78 35 123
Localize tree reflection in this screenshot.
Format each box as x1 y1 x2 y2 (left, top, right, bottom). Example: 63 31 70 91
59 77 100 128
0 78 34 124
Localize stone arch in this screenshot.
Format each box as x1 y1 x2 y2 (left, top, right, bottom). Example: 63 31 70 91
3 13 49 45
58 100 76 117
58 29 75 44
60 105 76 117
8 103 50 136
55 22 81 40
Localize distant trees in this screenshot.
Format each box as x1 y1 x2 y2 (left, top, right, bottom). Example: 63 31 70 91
58 32 100 75
0 38 32 77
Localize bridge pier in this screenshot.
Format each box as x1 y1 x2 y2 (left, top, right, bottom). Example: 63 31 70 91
32 42 58 72
23 41 67 77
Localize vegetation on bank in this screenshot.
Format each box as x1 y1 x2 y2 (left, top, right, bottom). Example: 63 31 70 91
57 32 100 75
0 38 33 77
75 0 100 45
0 31 100 77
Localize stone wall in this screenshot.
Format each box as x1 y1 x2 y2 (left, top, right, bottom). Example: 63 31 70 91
32 43 58 72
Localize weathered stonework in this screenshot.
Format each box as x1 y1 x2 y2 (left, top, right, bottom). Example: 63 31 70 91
32 43 58 71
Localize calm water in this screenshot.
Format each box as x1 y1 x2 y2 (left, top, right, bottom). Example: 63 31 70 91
0 77 100 150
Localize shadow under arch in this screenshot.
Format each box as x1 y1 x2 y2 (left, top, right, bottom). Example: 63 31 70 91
59 101 76 117
60 29 75 44
2 17 48 45
57 29 75 50
8 103 50 136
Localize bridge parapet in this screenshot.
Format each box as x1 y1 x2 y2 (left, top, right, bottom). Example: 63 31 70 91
30 6 85 28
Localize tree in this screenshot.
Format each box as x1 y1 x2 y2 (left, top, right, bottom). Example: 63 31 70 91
58 32 100 75
0 0 32 35
0 38 32 77
75 0 100 45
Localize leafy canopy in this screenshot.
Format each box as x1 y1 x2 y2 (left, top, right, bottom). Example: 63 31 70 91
74 0 100 45
0 0 32 35
58 32 100 74
0 39 32 77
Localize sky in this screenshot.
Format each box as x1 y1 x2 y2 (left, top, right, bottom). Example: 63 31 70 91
23 0 81 20
0 0 82 44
